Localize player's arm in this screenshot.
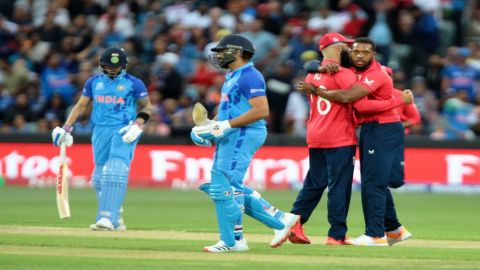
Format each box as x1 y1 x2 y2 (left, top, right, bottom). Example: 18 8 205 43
401 103 421 128
64 96 91 126
52 95 91 147
119 78 151 144
134 97 153 125
298 82 370 103
304 60 340 74
353 90 413 114
229 95 268 127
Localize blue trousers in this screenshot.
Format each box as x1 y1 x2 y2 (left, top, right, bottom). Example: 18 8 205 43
359 122 403 237
212 127 266 192
291 146 355 240
92 125 137 166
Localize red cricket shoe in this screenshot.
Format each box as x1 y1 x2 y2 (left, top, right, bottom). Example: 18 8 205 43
288 221 311 244
326 236 350 245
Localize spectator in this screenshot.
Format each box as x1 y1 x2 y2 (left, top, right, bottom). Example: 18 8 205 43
431 91 478 140
150 52 184 100
342 4 368 37
266 62 295 133
4 93 36 124
40 52 76 104
441 47 480 104
0 57 31 95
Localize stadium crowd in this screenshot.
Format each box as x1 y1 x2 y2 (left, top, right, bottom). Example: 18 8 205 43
0 0 479 140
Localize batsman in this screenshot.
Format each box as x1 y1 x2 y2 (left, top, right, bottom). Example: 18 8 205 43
191 34 299 252
51 47 152 230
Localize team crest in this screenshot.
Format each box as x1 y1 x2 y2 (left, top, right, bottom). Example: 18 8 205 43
96 82 105 90
110 54 120 64
117 84 125 91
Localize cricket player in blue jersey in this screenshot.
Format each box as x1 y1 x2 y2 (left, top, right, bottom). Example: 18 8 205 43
191 34 299 252
52 47 152 230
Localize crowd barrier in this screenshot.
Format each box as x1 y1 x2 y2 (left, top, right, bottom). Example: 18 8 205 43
1 134 479 192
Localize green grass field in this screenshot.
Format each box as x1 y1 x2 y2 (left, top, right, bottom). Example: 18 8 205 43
0 187 479 270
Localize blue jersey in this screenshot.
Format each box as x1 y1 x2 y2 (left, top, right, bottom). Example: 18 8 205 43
83 71 148 126
218 62 267 129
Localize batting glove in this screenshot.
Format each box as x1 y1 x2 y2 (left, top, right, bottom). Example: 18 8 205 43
52 125 74 147
192 120 231 140
190 130 212 147
119 121 143 144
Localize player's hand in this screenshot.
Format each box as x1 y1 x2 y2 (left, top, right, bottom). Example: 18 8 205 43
401 89 414 104
321 63 340 73
303 60 321 73
297 82 316 95
119 121 143 144
52 126 74 147
190 130 212 147
192 120 231 140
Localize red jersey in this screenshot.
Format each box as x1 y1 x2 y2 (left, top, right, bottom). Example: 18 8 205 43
393 89 421 134
305 60 357 148
354 60 401 124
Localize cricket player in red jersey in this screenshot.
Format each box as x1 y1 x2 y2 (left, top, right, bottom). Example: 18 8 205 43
290 33 413 245
381 66 422 133
301 37 414 246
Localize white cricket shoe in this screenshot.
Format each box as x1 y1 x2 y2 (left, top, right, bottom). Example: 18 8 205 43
116 206 127 230
270 213 300 248
346 234 389 246
90 206 126 231
116 217 127 231
89 218 126 231
94 217 115 231
203 239 249 253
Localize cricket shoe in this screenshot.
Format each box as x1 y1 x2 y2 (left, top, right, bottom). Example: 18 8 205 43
270 213 301 248
116 206 127 231
326 236 350 245
385 226 412 246
89 217 126 231
92 217 115 231
116 217 127 231
346 234 389 246
90 221 126 231
288 221 311 244
203 239 249 253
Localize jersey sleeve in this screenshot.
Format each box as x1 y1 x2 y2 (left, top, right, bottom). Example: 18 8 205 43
353 89 404 114
304 73 315 84
82 77 94 97
132 77 148 99
239 72 266 99
357 70 387 94
402 103 421 125
334 69 357 89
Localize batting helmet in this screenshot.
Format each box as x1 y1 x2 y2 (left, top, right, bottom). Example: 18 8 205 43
210 34 255 69
99 47 128 79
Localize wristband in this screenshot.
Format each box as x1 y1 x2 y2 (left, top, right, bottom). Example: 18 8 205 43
62 124 73 133
136 112 150 123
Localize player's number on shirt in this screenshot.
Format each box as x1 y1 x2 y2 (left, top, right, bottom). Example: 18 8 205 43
311 85 331 115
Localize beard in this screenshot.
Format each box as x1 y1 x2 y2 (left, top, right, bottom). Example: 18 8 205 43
340 50 352 68
353 59 372 71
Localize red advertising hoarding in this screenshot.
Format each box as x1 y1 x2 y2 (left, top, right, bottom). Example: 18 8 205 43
0 143 479 189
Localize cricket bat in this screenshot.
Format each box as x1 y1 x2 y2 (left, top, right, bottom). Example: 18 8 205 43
192 102 209 125
56 143 71 219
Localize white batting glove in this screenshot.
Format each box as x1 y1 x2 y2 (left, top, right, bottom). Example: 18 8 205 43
52 125 74 147
192 120 231 140
119 121 143 144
